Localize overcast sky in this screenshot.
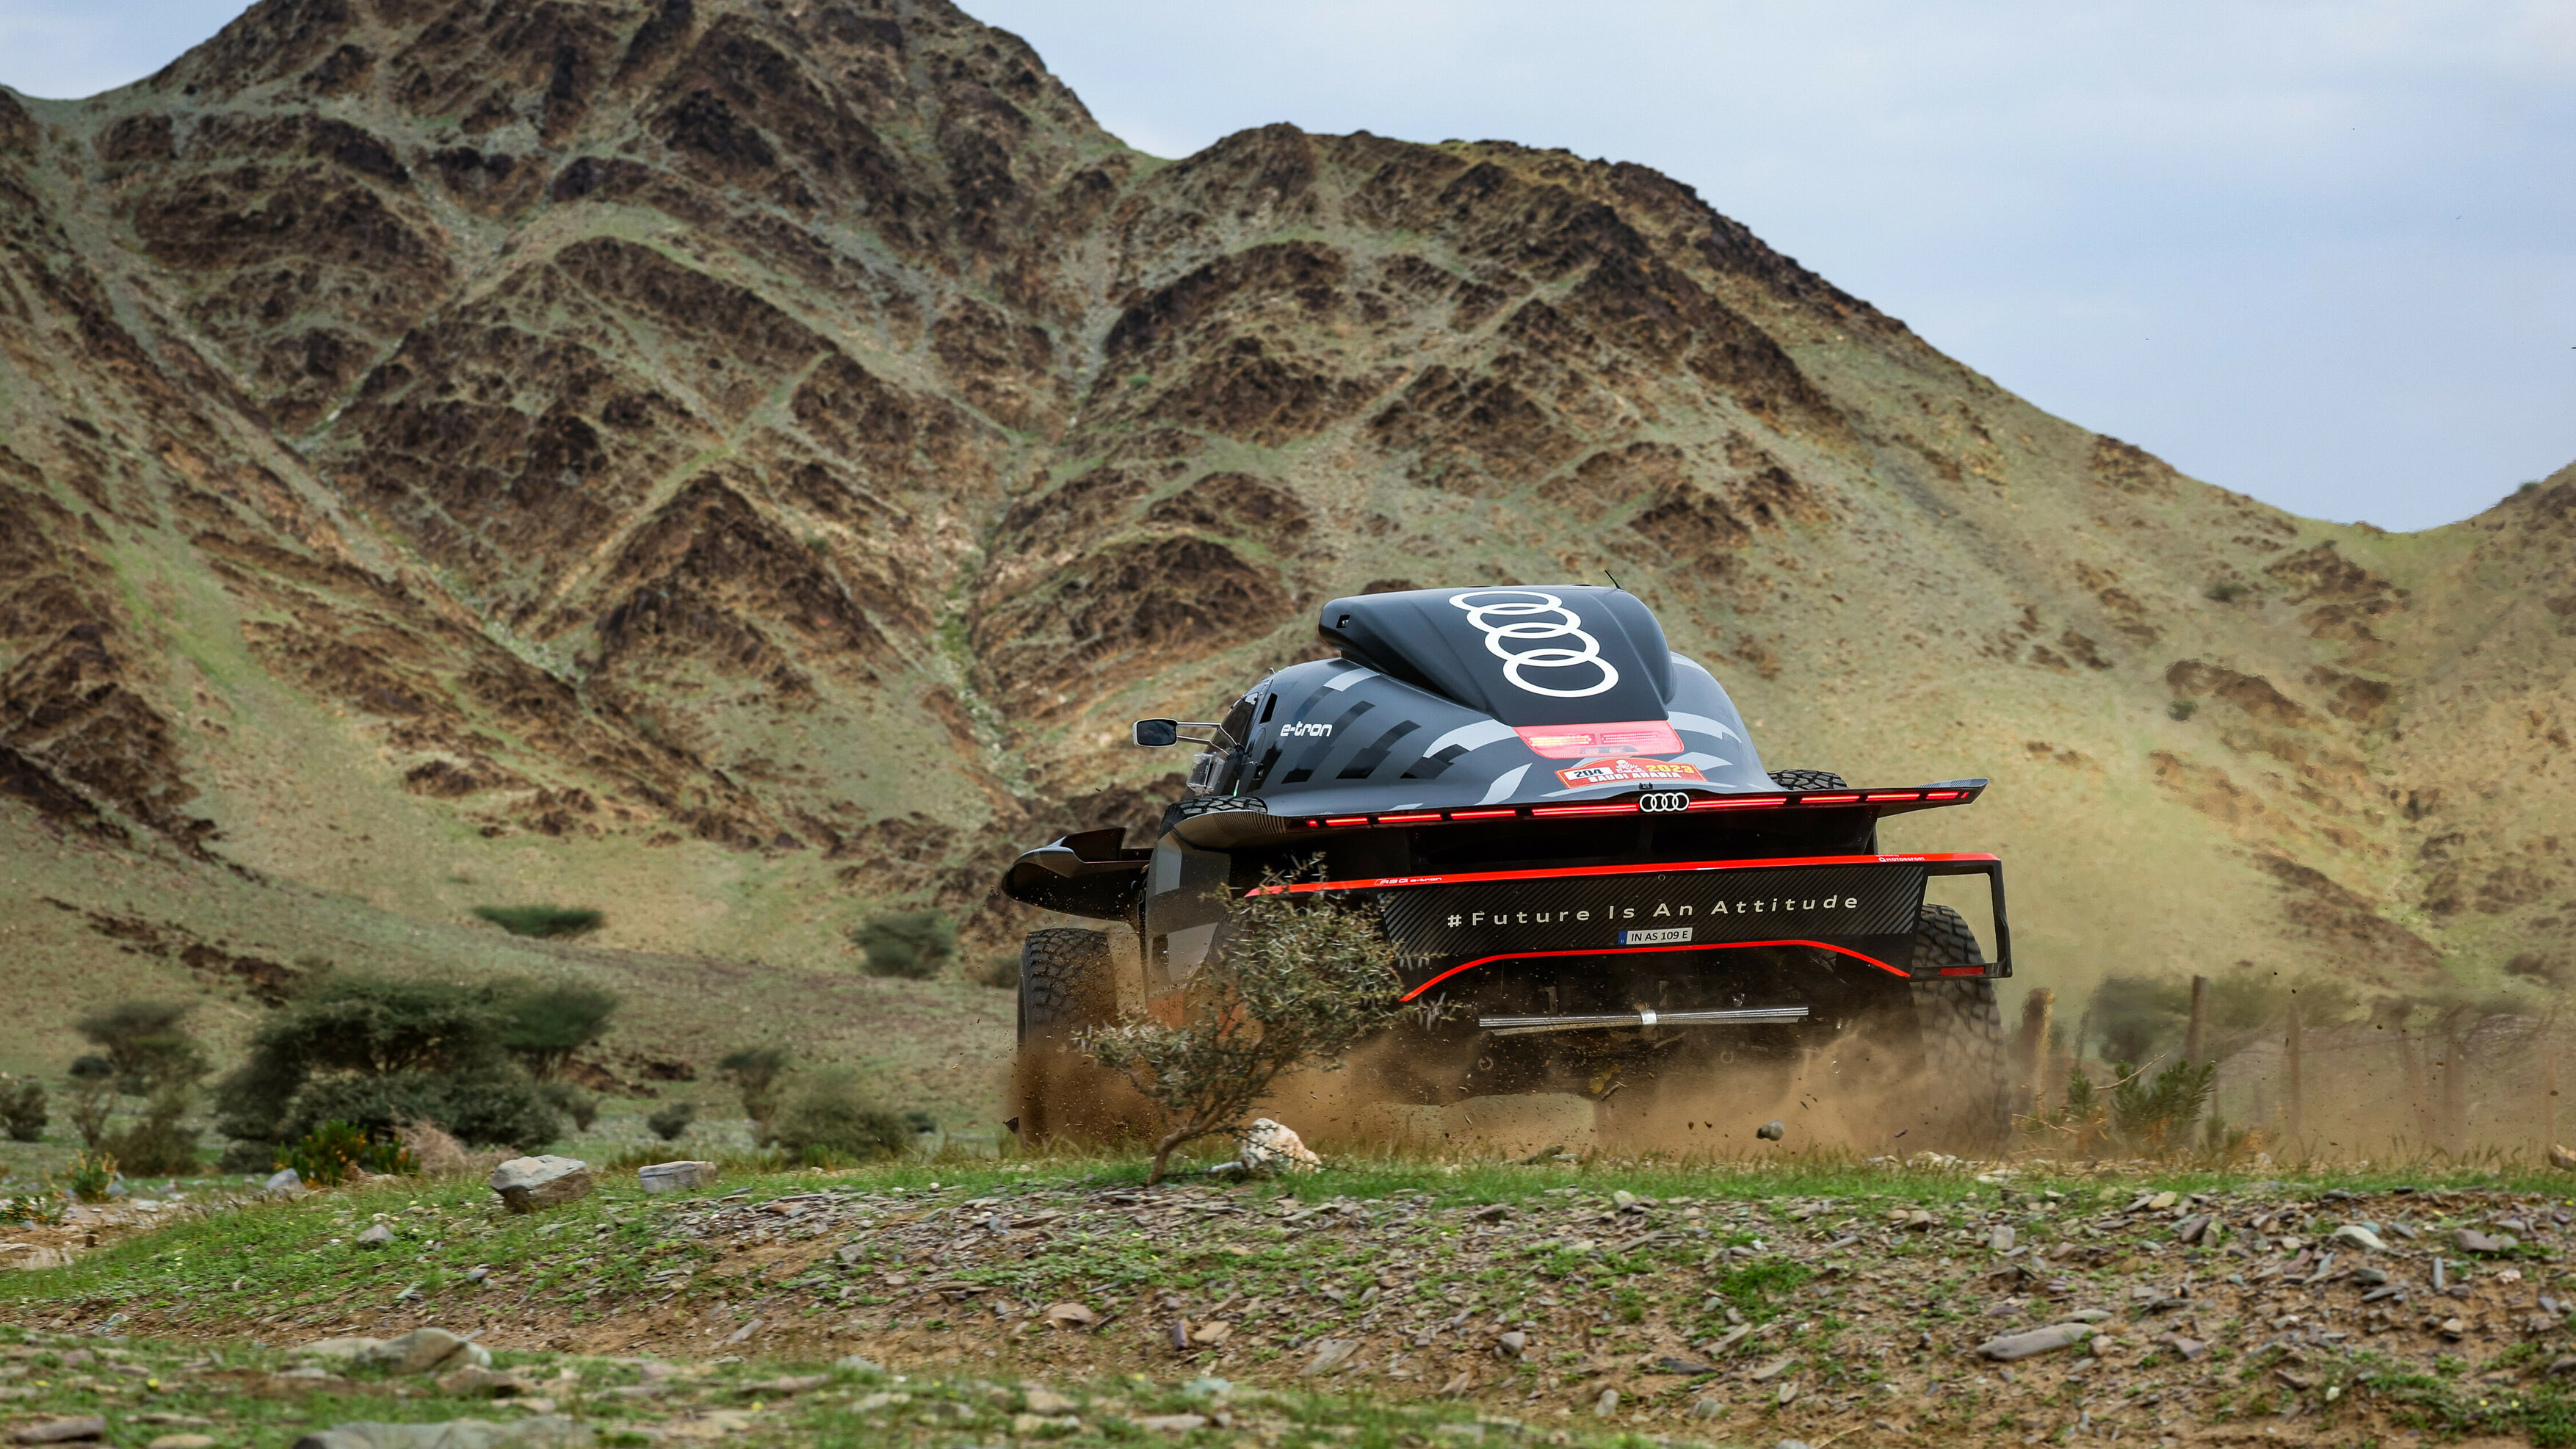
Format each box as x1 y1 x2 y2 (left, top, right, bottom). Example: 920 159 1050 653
4 0 2570 532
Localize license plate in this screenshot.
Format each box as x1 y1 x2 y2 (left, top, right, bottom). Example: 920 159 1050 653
1619 927 1693 945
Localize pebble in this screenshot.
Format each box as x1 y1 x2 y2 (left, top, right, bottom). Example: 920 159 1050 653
10 1420 105 1445
1592 1389 1618 1416
2455 1228 2518 1254
146 1439 214 1449
2331 1224 2387 1253
1977 1323 2096 1361
353 1224 392 1249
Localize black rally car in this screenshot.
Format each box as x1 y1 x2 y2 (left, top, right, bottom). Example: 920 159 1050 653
1002 585 2014 1146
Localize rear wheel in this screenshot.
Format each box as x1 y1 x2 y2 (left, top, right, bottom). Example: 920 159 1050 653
1908 904 2010 1154
1017 928 1112 1046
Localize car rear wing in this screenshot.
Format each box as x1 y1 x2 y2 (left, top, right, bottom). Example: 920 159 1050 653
1171 779 1990 848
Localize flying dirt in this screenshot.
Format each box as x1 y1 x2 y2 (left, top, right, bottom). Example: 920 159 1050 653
1002 584 2018 1157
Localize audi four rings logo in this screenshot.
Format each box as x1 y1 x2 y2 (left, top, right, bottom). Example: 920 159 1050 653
1447 590 1619 698
1638 792 1692 813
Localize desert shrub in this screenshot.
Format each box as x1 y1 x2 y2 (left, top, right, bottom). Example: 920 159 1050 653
2109 1057 2218 1157
75 1000 207 1095
104 1091 199 1176
1082 870 1430 1182
770 1068 910 1164
471 905 604 939
2204 581 2248 603
850 910 955 980
538 1080 600 1132
65 1149 116 1203
975 952 1020 990
497 981 620 1080
284 1071 559 1150
2167 698 2199 722
65 1056 115 1150
1 1185 66 1227
215 974 559 1154
279 1120 416 1186
717 1047 789 1144
0 1074 45 1143
646 1102 697 1141
2086 975 2190 1066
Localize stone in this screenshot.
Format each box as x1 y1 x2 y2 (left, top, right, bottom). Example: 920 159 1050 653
1043 1303 1096 1328
1591 1389 1618 1416
380 1327 492 1375
2553 1143 2576 1170
2455 1228 2518 1254
2355 1266 2391 1287
1138 1415 1209 1433
488 1157 593 1214
1302 1338 1359 1376
835 1356 885 1374
148 1438 216 1449
264 1168 305 1194
638 1161 718 1193
2333 1224 2389 1253
2147 1191 2178 1210
1748 1356 1796 1381
1494 1331 1527 1359
437 1366 536 1398
745 1375 828 1395
1240 1119 1322 1176
1651 1356 1715 1375
289 1417 590 1449
355 1224 394 1248
1022 1388 1077 1414
1690 1397 1726 1420
1977 1323 2097 1361
1779 1442 1815 1449
1611 1190 1638 1210
1756 1121 1786 1141
1989 1226 2015 1251
10 1419 105 1445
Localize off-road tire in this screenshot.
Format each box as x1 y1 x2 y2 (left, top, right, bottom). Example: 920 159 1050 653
1908 903 2011 1154
1017 928 1113 1047
1769 769 1849 792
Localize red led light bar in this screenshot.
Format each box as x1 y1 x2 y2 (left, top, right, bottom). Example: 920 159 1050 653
1864 792 1922 802
1530 802 1638 817
1799 792 1861 804
1403 938 1910 1000
1323 816 1370 827
1447 808 1519 820
1689 795 1786 811
1284 784 1980 828
1375 812 1441 824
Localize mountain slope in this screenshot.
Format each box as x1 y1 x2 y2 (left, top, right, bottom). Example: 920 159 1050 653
1 0 2569 1085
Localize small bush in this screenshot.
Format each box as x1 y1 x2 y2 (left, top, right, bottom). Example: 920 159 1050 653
279 1120 416 1186
2167 698 2200 722
103 1089 199 1176
770 1067 910 1163
0 1075 45 1143
498 981 620 1080
2204 581 2248 603
286 1071 560 1150
646 1102 697 1141
1 1184 67 1227
472 906 604 939
65 1149 117 1203
76 1000 207 1095
717 1047 789 1144
65 1057 114 1150
974 952 1020 990
538 1080 600 1132
850 910 955 980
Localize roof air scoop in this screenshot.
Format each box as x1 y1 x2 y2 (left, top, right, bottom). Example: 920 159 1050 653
1316 585 1675 726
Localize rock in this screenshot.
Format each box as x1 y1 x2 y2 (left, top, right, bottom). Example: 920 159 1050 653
437 1366 536 1398
1690 1397 1726 1420
488 1156 593 1214
355 1224 394 1248
295 1336 389 1361
1043 1303 1096 1329
1612 1190 1639 1210
1240 1119 1321 1175
1302 1338 1359 1376
1779 1442 1815 1449
1757 1121 1786 1141
1138 1415 1209 1433
2333 1224 2389 1253
2553 1143 2576 1170
2456 1227 2518 1254
1494 1331 1527 1359
1023 1388 1078 1414
1591 1389 1619 1416
2354 1266 2390 1287
2440 1318 2469 1340
2173 1213 2210 1243
10 1419 105 1445
1989 1226 2015 1251
2148 1191 2178 1210
148 1438 217 1449
264 1168 305 1195
1651 1356 1715 1375
1978 1323 2097 1361
1748 1356 1796 1381
638 1161 718 1193
2548 1355 2576 1378
836 1355 886 1374
2066 1309 2113 1323
2165 1336 2207 1361
289 1417 590 1448
745 1375 828 1395
1188 1320 1232 1346
380 1327 492 1375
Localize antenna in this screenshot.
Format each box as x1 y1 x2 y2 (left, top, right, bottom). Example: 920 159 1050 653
1604 569 1624 592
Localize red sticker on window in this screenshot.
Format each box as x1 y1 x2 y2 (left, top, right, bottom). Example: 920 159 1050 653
1514 720 1684 759
1554 757 1710 789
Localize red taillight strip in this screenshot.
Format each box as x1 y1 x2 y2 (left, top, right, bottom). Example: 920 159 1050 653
1246 851 2000 896
1402 939 1909 1000
1292 785 1976 831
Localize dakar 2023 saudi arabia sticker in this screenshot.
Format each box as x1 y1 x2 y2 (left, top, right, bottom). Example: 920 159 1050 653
1554 756 1709 789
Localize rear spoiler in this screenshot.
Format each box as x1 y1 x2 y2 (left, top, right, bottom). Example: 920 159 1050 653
1174 779 1990 848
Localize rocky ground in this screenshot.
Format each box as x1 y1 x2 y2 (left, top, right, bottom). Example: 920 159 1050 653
12 1160 2576 1445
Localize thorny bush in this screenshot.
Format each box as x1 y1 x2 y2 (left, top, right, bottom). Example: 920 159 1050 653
1081 867 1436 1184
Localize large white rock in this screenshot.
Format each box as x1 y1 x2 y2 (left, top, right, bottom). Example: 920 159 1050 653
488 1155 593 1214
1239 1119 1321 1176
637 1160 717 1193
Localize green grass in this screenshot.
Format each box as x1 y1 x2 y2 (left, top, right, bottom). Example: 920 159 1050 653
470 906 606 939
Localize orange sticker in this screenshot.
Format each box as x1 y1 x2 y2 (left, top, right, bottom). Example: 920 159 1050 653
1553 756 1709 789
1513 720 1684 759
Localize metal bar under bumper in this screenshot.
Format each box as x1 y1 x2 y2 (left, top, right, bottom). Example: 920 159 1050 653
1478 1005 1809 1038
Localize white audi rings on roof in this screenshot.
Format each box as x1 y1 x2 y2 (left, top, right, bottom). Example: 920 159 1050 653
1447 589 1620 698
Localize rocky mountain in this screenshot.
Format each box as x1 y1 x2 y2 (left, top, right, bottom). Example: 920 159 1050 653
2 0 2571 1078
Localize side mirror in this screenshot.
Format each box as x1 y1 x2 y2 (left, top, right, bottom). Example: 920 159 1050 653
1132 718 1180 748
